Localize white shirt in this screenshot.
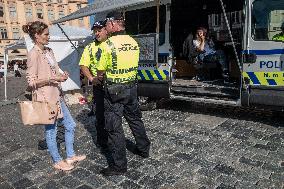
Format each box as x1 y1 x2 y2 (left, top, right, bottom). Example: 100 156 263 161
45 51 57 66
14 64 18 71
193 39 216 56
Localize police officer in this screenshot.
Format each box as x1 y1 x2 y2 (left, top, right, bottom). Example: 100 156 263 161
96 11 150 176
272 22 284 41
79 21 108 149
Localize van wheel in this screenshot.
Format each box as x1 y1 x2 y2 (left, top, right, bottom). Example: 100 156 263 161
139 97 157 111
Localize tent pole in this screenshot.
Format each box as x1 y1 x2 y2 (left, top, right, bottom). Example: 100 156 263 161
57 24 79 52
4 48 8 101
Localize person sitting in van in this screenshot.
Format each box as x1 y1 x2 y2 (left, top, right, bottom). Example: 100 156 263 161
192 27 229 82
272 22 284 41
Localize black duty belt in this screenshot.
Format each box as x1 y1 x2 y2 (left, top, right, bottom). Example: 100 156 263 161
106 80 136 87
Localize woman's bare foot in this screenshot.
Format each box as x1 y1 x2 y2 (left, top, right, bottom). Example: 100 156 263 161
54 160 74 171
66 155 86 165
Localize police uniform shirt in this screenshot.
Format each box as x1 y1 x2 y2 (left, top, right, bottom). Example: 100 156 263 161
272 32 284 41
79 42 102 77
97 32 140 84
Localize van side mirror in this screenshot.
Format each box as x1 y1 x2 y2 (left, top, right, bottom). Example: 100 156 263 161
243 53 257 63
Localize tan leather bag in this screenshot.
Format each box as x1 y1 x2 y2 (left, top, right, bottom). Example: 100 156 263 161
19 92 58 126
19 101 58 126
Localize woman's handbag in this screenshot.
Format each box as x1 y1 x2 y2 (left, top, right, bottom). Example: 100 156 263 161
19 91 58 126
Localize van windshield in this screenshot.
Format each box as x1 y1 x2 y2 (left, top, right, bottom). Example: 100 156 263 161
252 0 284 41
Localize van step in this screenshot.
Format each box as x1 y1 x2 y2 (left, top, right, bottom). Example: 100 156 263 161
171 94 240 106
171 78 239 99
171 85 239 99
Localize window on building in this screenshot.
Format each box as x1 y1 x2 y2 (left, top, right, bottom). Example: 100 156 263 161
58 10 64 18
37 8 43 19
78 17 84 24
48 9 54 20
25 7 32 18
47 0 52 3
213 14 221 26
0 27 8 39
0 6 3 17
231 11 240 24
9 6 17 18
58 0 63 3
77 4 81 9
12 28 19 39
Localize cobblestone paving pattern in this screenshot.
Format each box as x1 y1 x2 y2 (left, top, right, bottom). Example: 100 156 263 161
0 76 284 189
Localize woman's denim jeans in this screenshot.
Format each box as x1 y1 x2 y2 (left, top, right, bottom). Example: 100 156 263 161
45 100 76 163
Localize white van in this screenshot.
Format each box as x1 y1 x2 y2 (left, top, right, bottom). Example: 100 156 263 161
53 0 284 110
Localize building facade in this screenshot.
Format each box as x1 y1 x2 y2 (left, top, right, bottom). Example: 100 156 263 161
0 0 90 59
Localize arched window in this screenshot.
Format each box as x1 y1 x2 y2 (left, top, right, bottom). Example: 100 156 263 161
36 8 43 19
48 9 55 21
0 27 8 39
25 4 33 20
9 6 17 19
12 27 20 39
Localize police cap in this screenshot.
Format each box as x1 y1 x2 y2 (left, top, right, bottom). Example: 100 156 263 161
105 11 124 21
91 21 105 30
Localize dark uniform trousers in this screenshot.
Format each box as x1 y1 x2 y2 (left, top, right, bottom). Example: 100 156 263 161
104 83 150 170
93 84 108 146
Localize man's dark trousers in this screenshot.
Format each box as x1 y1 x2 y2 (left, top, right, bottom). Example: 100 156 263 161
93 85 108 147
104 84 150 170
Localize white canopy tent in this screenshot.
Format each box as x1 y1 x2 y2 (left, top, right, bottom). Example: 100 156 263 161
2 25 93 101
52 0 157 24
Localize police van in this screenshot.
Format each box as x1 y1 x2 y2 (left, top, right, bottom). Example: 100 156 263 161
53 0 284 110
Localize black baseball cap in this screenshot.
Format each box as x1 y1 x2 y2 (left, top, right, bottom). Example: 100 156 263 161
91 21 105 30
105 11 124 21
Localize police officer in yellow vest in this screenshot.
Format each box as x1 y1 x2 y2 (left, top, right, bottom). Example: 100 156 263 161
97 11 150 176
79 21 108 149
272 22 284 41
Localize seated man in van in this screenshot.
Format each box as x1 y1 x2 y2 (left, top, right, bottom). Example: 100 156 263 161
192 27 229 82
272 23 284 41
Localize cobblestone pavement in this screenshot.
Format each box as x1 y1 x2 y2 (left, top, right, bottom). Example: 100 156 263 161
0 75 284 189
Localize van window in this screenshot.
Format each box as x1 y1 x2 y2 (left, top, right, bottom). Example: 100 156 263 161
125 5 166 45
252 0 284 41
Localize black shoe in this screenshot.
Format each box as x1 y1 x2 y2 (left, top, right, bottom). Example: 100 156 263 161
100 167 127 176
133 148 149 158
38 140 48 150
96 143 109 152
87 111 95 117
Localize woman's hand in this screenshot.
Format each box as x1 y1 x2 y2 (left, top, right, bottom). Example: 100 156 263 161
63 71 69 78
52 74 68 82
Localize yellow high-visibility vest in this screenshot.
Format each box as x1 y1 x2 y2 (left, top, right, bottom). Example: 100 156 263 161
272 32 284 41
79 41 102 76
97 34 139 83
